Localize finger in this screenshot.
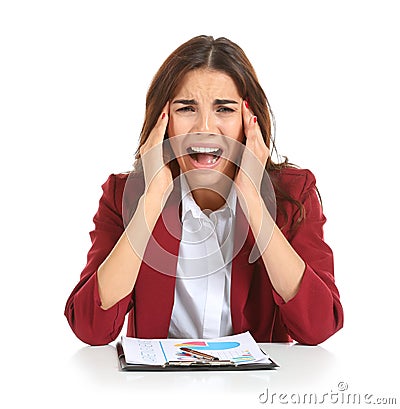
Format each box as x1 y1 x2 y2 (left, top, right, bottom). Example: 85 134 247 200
242 100 254 135
146 102 170 148
154 102 170 142
140 106 169 187
241 104 270 169
242 100 261 143
242 100 270 153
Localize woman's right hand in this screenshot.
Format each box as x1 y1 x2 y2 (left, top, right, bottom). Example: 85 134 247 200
97 104 172 310
139 103 173 199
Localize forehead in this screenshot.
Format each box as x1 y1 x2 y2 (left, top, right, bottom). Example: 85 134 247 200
173 69 240 98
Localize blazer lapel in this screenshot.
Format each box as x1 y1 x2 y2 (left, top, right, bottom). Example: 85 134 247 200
133 183 182 338
230 202 256 333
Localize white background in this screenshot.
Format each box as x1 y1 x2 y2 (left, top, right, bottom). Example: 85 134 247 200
1 0 399 407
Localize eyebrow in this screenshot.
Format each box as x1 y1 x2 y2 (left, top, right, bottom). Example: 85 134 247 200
172 98 239 105
173 99 197 105
215 99 239 105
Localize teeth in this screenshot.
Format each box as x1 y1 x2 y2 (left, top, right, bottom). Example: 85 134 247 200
190 146 220 153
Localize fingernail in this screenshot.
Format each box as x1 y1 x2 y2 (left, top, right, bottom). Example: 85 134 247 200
253 116 257 123
162 113 166 119
244 100 249 109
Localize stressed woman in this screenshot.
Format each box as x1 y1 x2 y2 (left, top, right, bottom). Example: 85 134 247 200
65 35 343 346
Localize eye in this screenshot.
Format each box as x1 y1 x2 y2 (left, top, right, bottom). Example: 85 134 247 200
177 106 196 113
217 106 235 113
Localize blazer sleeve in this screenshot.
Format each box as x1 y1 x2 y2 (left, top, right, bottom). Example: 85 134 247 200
272 170 344 345
64 174 133 346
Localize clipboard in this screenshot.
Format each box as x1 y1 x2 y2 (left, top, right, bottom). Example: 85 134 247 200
116 342 279 371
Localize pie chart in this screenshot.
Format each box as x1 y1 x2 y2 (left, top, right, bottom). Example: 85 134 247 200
174 341 240 350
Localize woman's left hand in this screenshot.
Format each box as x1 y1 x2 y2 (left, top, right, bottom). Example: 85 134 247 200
235 100 270 201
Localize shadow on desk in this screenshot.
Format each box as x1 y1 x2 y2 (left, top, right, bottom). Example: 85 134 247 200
67 342 340 399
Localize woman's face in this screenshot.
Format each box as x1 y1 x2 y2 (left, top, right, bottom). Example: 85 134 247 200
167 69 244 182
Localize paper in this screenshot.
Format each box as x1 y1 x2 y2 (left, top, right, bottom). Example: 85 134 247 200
120 331 272 366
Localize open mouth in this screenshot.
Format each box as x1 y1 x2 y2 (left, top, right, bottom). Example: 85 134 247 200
186 146 223 166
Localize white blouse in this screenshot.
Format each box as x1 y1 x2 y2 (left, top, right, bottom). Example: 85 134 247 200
168 175 237 339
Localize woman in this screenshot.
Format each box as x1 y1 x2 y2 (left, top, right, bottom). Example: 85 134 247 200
65 35 343 346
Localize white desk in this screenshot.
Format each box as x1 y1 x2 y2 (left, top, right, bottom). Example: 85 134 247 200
56 339 398 409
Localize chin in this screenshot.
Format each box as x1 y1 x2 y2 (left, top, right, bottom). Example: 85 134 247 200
180 161 236 193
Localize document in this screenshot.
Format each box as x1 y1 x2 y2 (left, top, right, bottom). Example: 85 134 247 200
120 331 273 366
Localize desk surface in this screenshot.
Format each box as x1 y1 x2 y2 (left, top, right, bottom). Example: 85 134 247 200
54 338 398 409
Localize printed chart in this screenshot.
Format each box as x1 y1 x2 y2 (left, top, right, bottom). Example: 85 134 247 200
121 331 271 366
173 340 255 363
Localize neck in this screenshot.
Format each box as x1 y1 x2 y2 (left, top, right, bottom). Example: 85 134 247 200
191 187 231 212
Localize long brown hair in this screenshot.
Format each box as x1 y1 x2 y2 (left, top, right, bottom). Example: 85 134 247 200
134 35 305 227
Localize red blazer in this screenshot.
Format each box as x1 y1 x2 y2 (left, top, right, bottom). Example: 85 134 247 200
65 168 343 346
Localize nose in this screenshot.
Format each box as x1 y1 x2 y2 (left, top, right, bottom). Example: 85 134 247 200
190 110 218 134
